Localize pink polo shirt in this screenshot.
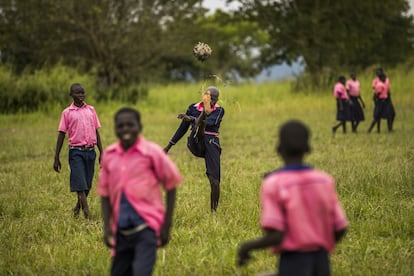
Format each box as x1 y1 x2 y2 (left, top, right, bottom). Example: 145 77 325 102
333 82 348 100
374 81 388 99
372 77 390 93
58 102 101 146
96 136 182 237
346 79 361 97
260 167 348 253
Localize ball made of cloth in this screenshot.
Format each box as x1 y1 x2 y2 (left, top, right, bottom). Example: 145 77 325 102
193 42 212 62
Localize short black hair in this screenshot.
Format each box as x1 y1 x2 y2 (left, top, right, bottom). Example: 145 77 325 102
114 107 141 125
277 120 310 156
70 83 83 94
338 76 346 83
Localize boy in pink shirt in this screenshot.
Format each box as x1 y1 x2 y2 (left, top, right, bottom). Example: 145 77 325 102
54 83 103 219
97 107 182 276
238 120 348 276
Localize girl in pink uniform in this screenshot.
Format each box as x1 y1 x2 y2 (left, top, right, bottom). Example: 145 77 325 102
368 68 395 133
332 76 352 134
346 72 365 132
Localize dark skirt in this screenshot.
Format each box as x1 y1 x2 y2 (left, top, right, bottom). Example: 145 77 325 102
349 96 365 121
336 99 352 121
373 96 395 120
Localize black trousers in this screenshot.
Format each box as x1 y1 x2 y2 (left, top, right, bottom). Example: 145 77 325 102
187 132 221 181
278 249 330 276
111 228 157 276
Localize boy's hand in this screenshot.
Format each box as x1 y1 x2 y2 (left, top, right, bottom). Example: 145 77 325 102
53 158 61 172
103 227 115 248
177 114 194 122
158 223 171 247
237 243 252 266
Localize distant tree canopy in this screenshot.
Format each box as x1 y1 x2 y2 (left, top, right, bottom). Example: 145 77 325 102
0 0 413 87
237 0 414 86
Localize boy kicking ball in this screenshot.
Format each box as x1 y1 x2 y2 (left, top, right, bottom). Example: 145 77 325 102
237 120 348 276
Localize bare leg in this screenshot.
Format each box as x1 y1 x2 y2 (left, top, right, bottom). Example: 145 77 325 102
73 200 80 218
332 121 344 134
353 121 360 132
377 120 381 133
342 122 347 133
368 120 378 133
77 191 90 219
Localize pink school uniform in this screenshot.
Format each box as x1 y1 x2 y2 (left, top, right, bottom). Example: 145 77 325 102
346 79 360 97
333 82 348 100
260 167 348 253
96 136 182 239
58 102 101 146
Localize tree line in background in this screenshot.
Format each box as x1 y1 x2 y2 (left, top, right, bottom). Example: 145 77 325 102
0 0 413 112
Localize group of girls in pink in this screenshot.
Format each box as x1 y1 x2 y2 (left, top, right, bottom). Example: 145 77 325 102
332 68 395 134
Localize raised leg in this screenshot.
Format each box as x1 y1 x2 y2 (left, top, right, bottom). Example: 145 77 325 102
208 175 220 212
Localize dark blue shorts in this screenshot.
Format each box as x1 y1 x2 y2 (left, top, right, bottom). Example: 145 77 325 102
111 227 157 276
68 149 96 193
187 131 221 181
278 249 330 276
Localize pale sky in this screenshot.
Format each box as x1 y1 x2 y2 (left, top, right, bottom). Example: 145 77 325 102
203 0 414 15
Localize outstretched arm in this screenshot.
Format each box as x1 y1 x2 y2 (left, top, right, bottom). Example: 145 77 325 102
164 119 191 153
237 229 284 266
53 131 65 172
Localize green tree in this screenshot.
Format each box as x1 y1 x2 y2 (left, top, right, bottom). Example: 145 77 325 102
238 0 414 86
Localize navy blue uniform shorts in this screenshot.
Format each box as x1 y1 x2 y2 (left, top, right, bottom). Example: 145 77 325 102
278 249 330 276
111 228 157 276
68 148 96 193
187 131 221 181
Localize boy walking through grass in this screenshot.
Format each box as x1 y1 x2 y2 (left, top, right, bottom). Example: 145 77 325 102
238 120 348 276
97 107 182 276
54 83 103 219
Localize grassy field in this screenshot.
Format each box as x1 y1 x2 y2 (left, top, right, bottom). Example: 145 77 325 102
0 73 413 275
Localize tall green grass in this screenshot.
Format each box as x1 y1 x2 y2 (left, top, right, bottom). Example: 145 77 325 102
0 70 413 275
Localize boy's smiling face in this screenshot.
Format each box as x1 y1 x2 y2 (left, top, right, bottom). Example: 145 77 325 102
115 112 141 148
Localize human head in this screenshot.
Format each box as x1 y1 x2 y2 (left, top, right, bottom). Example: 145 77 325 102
338 76 346 85
350 72 356 80
114 107 142 146
375 68 383 77
205 86 219 106
69 83 85 104
276 120 311 158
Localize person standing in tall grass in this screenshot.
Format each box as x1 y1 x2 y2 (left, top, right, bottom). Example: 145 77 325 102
237 120 348 276
164 86 224 212
97 108 182 276
368 68 396 133
332 76 352 134
53 83 103 219
346 72 365 132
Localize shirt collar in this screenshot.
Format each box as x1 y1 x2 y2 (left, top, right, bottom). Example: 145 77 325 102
113 136 148 155
69 102 87 110
194 102 219 112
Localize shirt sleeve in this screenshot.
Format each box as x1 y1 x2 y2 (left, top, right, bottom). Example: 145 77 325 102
58 111 67 132
92 108 101 129
96 151 109 197
151 144 182 190
169 105 192 144
260 177 285 231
